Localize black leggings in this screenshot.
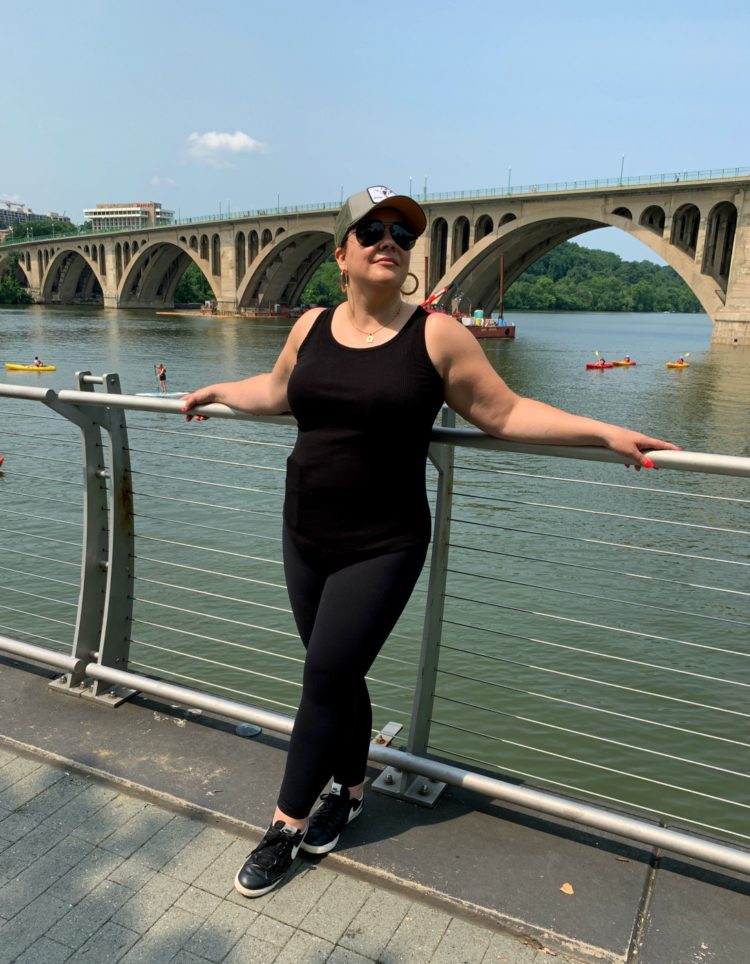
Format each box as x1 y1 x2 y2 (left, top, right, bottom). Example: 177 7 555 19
277 526 428 820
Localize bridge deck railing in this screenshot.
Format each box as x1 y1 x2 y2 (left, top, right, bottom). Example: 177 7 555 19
2 166 749 249
1 375 749 876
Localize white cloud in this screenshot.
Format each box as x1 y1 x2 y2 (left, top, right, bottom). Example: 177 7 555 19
150 175 177 187
186 130 266 167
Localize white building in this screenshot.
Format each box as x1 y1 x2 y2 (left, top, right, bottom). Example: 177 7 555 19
82 202 174 231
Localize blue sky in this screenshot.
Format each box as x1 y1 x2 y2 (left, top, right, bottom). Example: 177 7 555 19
2 0 748 264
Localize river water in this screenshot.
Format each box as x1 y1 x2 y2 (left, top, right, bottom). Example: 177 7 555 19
1 305 749 840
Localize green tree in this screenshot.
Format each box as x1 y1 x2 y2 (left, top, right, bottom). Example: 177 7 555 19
504 241 701 313
301 258 346 307
9 218 78 240
174 262 214 304
0 256 33 305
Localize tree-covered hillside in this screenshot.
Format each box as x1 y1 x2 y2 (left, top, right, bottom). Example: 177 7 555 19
503 242 701 313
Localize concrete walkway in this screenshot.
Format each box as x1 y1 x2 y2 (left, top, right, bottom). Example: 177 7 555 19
1 653 749 963
0 745 565 964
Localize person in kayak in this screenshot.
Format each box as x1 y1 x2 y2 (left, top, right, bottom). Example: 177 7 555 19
181 185 680 898
33 356 44 367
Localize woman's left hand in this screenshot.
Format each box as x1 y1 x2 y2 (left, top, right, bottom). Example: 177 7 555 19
601 428 681 470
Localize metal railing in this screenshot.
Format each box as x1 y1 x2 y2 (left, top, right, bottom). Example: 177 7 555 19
1 375 749 876
2 166 749 249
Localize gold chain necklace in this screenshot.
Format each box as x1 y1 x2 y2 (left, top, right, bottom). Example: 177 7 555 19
347 301 402 343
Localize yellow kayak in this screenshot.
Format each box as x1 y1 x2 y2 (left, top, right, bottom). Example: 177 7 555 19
666 362 689 369
5 363 57 372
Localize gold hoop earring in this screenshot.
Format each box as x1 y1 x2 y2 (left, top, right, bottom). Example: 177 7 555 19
400 272 419 297
339 271 349 293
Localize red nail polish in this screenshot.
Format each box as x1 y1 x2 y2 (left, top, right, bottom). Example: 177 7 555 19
642 458 654 469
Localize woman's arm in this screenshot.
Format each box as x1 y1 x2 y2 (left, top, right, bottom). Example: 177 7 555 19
181 309 322 419
426 313 680 466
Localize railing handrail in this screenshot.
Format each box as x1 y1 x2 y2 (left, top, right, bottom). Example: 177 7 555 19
2 384 749 479
2 165 749 248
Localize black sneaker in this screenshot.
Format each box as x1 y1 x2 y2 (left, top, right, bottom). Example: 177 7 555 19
234 820 306 897
301 783 363 855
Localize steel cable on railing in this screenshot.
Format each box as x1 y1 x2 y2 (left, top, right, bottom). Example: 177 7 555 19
0 546 80 569
448 542 750 598
440 620 750 719
131 617 302 666
126 658 299 713
0 527 81 551
443 598 750 688
452 497 750 538
430 723 750 840
0 564 78 591
453 462 750 506
0 621 70 652
131 471 280 498
135 533 283 565
129 638 412 722
131 492 279 520
127 446 286 474
432 661 750 748
430 685 750 782
133 513 283 545
424 734 750 844
447 568 750 633
0 602 75 629
134 554 286 590
450 521 749 568
135 576 293 616
126 423 295 451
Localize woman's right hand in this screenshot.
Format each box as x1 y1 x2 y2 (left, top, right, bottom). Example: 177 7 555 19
181 387 216 422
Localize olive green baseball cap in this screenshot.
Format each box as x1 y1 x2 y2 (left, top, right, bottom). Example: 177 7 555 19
334 186 427 247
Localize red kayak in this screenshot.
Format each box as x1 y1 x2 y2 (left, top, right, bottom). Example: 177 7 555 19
586 362 613 369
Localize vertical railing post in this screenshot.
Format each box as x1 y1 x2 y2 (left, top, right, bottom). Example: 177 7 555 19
372 408 455 806
48 372 135 705
88 372 135 702
45 374 109 695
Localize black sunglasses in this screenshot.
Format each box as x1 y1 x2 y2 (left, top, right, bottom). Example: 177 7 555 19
353 219 418 251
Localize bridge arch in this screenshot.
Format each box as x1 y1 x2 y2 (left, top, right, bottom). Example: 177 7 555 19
640 205 665 234
236 228 333 310
451 217 470 265
117 239 217 308
429 218 448 289
702 201 737 288
41 247 104 303
671 203 701 257
434 208 724 319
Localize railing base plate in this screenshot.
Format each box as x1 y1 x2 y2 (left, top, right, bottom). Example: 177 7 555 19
49 675 137 707
371 766 446 808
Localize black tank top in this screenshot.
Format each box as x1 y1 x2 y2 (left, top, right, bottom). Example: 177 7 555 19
284 306 445 555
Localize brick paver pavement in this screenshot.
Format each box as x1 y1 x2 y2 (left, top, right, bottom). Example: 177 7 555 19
0 747 573 963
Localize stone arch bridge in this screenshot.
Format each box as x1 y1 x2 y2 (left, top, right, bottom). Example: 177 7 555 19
2 172 749 344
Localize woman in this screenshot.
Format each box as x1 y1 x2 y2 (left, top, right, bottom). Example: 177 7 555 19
181 185 678 897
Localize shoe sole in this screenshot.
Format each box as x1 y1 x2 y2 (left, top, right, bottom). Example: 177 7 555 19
233 838 305 898
300 802 363 856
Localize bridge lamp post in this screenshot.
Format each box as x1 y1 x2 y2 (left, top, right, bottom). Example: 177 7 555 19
619 154 625 186
409 175 412 197
423 176 427 202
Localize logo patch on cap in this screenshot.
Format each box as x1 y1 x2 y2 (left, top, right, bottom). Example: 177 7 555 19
366 186 396 203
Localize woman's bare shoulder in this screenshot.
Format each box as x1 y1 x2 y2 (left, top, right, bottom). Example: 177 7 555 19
425 310 483 365
287 306 327 347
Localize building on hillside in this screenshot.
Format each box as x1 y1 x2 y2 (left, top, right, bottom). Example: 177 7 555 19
82 202 174 231
0 201 68 229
